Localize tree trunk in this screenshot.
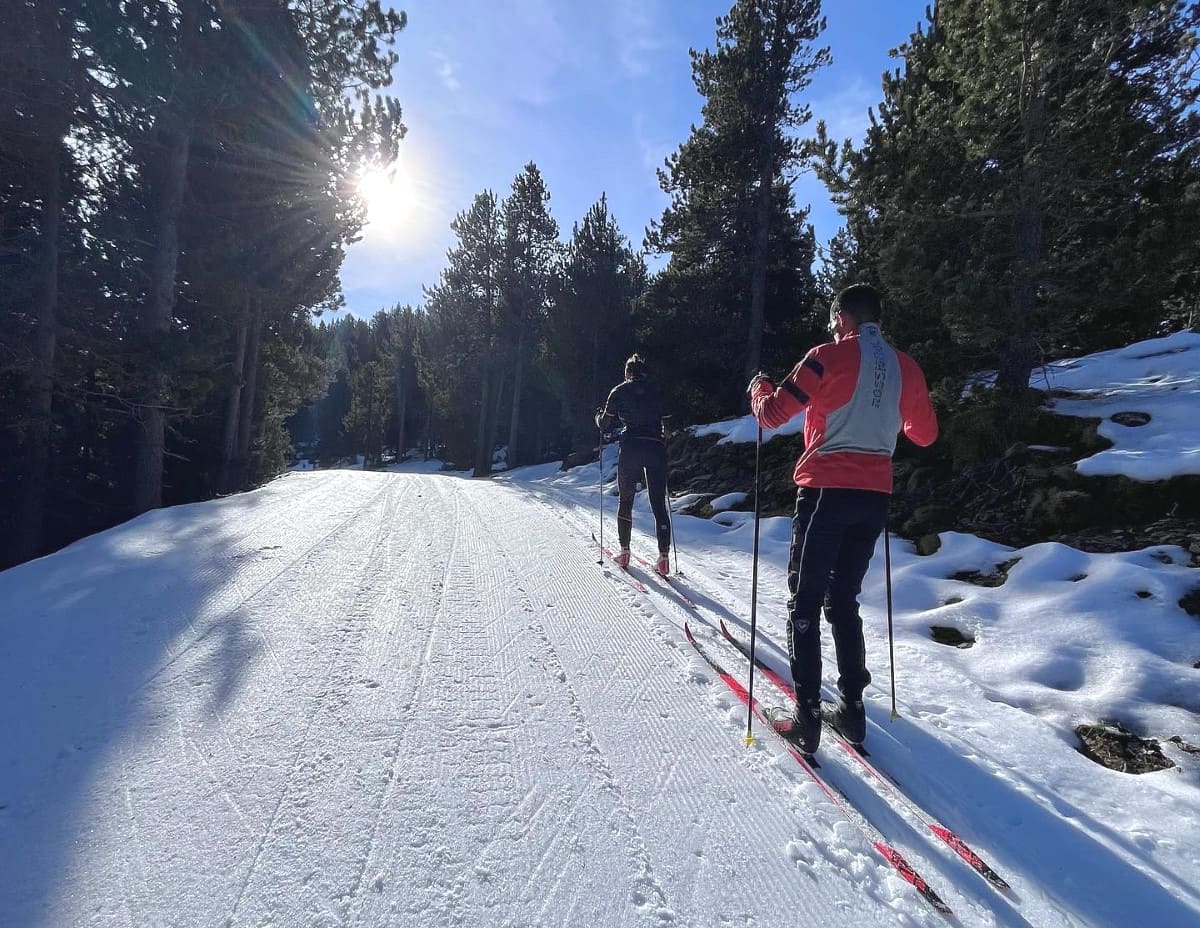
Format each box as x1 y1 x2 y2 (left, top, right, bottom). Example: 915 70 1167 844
363 370 376 467
997 55 1047 397
424 394 434 460
233 299 263 486
133 0 196 514
134 114 190 514
507 329 525 469
487 362 507 472
16 134 65 561
473 360 492 477
13 0 71 562
218 306 249 493
394 357 408 460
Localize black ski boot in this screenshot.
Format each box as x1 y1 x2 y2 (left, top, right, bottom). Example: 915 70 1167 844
767 700 822 755
823 695 866 745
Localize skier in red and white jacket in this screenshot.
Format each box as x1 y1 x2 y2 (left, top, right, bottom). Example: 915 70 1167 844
748 283 938 754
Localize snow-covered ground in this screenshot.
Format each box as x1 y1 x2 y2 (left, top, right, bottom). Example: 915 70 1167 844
1 332 1197 927
1033 329 1200 480
1 460 1196 927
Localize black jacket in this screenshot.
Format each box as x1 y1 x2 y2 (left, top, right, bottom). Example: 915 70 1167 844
598 377 665 442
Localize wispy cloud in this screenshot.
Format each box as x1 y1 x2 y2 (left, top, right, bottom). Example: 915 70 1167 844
431 50 460 92
810 75 881 145
613 0 664 77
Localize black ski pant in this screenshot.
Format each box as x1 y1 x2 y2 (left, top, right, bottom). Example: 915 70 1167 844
786 486 888 705
616 438 671 553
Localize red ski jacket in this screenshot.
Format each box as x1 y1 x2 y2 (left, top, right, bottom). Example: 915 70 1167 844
750 323 938 493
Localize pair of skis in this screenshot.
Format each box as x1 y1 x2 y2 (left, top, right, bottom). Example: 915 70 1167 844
714 618 1009 892
591 534 1007 916
689 618 1011 918
594 534 697 610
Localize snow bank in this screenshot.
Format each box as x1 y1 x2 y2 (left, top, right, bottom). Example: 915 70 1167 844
1034 330 1200 480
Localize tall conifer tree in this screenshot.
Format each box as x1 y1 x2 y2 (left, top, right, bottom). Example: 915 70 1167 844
647 0 828 404
817 1 1200 393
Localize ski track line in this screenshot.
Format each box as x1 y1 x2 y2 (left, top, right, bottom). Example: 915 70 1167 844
440 477 1185 928
176 718 252 833
56 471 997 927
222 476 417 926
341 479 463 927
344 480 643 927
115 757 145 928
1 481 388 928
278 475 435 924
83 476 409 928
504 480 1047 926
461 488 677 927
136 476 397 694
484 482 907 927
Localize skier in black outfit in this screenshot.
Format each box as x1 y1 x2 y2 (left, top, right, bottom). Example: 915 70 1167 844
596 354 672 575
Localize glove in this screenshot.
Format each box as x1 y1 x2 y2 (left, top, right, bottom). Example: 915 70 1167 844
594 408 606 429
747 372 774 398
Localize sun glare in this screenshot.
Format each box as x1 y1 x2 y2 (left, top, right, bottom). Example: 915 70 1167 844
357 162 415 234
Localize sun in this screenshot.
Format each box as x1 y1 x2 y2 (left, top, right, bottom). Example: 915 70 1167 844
357 161 415 233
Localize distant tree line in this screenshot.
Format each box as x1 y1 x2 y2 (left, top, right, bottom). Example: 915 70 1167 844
3 0 1197 568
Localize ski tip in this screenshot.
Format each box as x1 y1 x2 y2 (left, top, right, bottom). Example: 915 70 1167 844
874 843 953 917
929 824 1010 890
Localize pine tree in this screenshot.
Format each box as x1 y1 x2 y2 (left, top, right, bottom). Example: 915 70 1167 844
647 0 829 402
378 305 423 461
817 1 1200 393
500 163 560 469
0 1 409 566
548 195 646 447
423 191 505 476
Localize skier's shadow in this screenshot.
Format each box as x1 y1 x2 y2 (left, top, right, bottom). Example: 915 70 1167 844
869 711 1200 925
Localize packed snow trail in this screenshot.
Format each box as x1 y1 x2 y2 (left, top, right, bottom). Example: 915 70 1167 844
0 471 928 927
2 467 1198 927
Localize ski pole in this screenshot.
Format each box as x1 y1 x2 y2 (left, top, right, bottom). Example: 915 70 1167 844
744 422 764 747
597 421 605 565
662 416 680 575
885 522 899 720
665 467 679 575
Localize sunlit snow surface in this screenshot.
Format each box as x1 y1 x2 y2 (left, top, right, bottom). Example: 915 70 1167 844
1034 330 1200 480
692 411 806 445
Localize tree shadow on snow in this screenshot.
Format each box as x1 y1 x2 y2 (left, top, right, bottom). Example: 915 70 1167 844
0 484 290 922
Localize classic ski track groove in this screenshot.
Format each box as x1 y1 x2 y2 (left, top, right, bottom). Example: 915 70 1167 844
225 477 415 924
518 485 1056 926
341 479 459 926
458 487 677 926
499 482 964 923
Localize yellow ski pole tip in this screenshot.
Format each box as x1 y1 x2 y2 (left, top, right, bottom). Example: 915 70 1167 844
743 733 756 747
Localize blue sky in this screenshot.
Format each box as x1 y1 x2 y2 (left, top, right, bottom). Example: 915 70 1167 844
339 1 931 317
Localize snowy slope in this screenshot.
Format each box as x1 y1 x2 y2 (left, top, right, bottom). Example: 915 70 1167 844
1033 329 1200 480
2 456 1198 928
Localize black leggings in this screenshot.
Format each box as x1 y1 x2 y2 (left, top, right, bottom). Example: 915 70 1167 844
616 439 671 553
786 487 888 704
